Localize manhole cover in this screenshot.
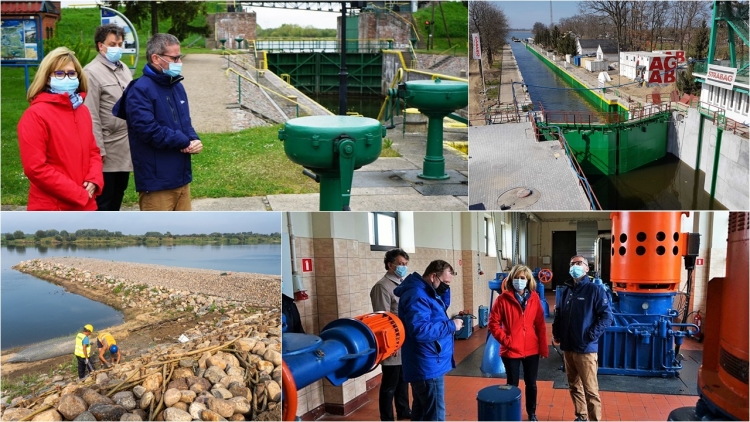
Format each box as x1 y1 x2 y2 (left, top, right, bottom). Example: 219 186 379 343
413 183 468 197
497 187 541 209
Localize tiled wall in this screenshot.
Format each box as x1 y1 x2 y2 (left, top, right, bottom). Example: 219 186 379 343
291 236 479 418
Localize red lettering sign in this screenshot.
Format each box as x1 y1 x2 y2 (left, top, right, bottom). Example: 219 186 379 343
665 56 677 70
650 57 663 70
696 258 704 266
649 71 662 83
301 258 313 272
663 71 676 83
707 71 735 82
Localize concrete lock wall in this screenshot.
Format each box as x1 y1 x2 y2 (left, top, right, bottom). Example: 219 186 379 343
358 11 412 49
668 109 750 210
206 12 257 49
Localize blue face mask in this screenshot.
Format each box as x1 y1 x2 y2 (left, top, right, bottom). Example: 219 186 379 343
569 265 586 280
49 76 79 95
104 46 123 63
395 265 408 278
512 278 527 291
158 56 182 77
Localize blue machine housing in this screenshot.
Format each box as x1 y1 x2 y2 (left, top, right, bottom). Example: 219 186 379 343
480 274 507 377
283 317 378 389
594 278 699 378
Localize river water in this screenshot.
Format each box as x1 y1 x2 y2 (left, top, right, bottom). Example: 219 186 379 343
1 244 281 350
506 31 726 210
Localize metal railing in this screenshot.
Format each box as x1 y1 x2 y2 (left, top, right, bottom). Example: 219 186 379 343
255 38 393 53
224 66 312 118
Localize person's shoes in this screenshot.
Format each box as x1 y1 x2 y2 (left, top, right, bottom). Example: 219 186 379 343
574 416 588 421
529 415 538 421
397 411 412 420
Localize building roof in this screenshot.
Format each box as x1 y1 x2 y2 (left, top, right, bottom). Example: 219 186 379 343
578 39 603 49
598 40 619 54
1 1 60 15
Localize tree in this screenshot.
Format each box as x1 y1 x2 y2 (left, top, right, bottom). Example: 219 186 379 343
108 1 209 40
558 33 578 56
13 230 24 239
676 64 701 95
5 233 15 241
35 230 45 242
694 20 710 60
551 25 561 50
582 1 629 49
60 230 69 239
469 1 509 65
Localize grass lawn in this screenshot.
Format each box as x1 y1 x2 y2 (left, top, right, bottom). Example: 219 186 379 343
1 66 322 206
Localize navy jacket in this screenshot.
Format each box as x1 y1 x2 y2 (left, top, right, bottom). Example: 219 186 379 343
394 272 457 383
113 63 198 192
552 276 613 353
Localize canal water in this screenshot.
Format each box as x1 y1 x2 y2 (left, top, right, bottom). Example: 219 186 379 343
508 31 599 114
507 31 726 209
1 244 281 350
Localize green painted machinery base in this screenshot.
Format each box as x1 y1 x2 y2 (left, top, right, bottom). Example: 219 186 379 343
538 112 671 175
418 115 452 180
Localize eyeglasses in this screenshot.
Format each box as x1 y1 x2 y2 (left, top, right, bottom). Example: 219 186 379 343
570 261 586 266
52 70 78 80
159 54 184 63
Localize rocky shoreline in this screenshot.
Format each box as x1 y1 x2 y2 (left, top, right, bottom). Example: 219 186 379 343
12 258 281 315
2 258 283 421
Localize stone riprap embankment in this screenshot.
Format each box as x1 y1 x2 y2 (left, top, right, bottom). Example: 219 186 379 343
13 258 281 313
2 310 282 421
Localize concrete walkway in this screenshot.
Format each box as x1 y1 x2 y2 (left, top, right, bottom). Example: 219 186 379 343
181 54 234 133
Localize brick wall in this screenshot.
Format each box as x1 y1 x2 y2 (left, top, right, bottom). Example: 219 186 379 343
207 12 257 49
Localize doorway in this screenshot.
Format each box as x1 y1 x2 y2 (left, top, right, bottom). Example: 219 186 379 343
551 231 576 291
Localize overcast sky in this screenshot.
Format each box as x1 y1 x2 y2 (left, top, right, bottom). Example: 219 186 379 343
0 212 281 235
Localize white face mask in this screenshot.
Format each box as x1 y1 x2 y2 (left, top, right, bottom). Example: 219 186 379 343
512 278 527 291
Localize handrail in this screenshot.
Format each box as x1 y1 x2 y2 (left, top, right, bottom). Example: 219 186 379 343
408 69 468 83
377 68 405 121
435 45 459 57
547 125 602 210
408 39 419 68
224 66 313 117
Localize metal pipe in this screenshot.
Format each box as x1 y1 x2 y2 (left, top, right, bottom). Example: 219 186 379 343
593 233 612 279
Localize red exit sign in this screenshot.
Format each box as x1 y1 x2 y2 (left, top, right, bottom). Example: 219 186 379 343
696 258 704 266
301 258 313 272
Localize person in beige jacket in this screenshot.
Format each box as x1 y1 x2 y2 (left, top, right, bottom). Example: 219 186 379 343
370 248 412 421
83 24 133 211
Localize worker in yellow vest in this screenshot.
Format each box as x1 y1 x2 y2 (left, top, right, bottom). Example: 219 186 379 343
96 331 121 367
74 324 94 380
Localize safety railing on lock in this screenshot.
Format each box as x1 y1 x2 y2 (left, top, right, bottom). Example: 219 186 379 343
224 67 313 118
543 125 602 210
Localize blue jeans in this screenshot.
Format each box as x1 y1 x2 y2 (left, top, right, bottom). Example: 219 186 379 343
410 377 445 421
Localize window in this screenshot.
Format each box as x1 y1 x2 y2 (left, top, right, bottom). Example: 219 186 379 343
369 212 398 251
484 216 497 257
729 90 736 110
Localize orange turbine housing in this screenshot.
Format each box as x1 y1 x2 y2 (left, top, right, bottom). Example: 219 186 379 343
354 312 405 365
609 212 688 293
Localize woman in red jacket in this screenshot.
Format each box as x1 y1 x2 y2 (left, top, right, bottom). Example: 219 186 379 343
17 47 103 210
489 265 549 422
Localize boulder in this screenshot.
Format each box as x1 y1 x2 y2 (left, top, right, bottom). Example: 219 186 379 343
131 409 147 420
163 388 181 407
141 373 163 392
42 393 59 407
72 411 96 421
203 366 227 384
88 404 127 421
188 402 206 419
3 409 32 421
95 373 109 386
228 414 245 421
229 397 251 414
112 391 137 411
179 390 196 403
81 389 114 406
132 386 146 399
60 383 80 397
200 409 226 421
162 407 192 421
206 355 227 370
234 338 255 352
166 378 188 391
186 376 212 392
257 360 274 374
120 413 143 421
228 385 252 401
207 397 235 418
31 409 63 421
263 349 282 367
219 376 244 387
57 394 88 420
265 380 281 402
171 367 194 379
171 402 188 412
139 392 154 410
211 387 233 400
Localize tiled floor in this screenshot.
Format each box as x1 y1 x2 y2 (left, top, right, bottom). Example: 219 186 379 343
319 292 703 421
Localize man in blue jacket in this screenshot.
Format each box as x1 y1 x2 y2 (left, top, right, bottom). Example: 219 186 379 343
114 33 202 211
394 260 463 421
552 255 612 422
